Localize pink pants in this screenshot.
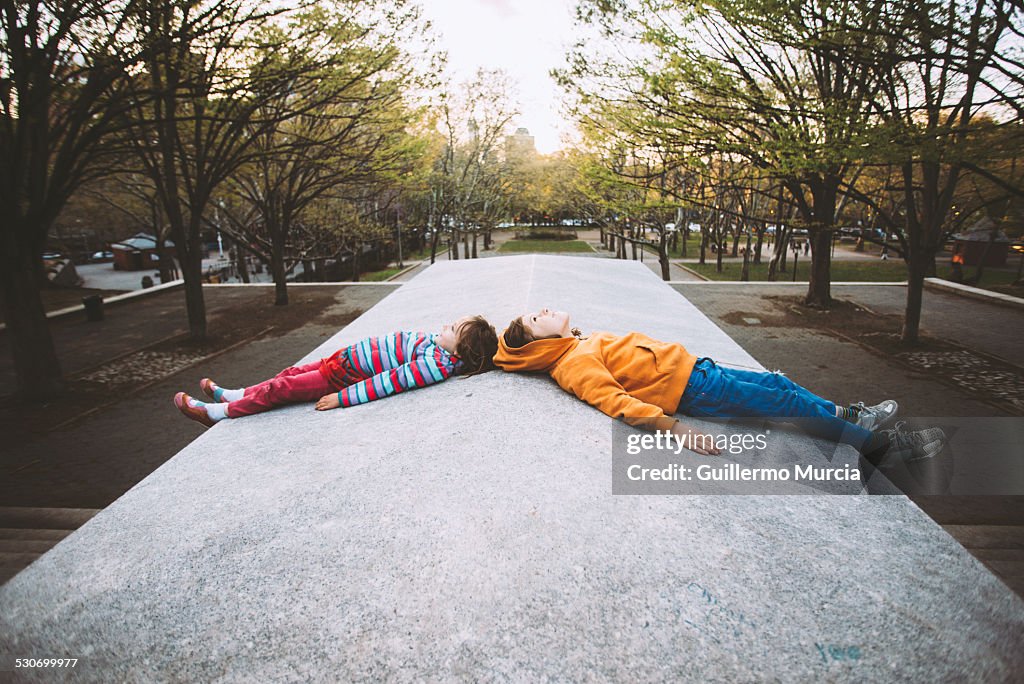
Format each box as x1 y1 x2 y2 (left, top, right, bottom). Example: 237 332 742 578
226 361 332 418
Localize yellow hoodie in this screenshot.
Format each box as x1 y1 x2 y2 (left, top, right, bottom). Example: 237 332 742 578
494 331 698 432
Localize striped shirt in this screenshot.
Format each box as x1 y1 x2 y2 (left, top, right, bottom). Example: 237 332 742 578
319 331 462 407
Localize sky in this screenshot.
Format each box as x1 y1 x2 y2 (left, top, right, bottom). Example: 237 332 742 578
417 0 580 154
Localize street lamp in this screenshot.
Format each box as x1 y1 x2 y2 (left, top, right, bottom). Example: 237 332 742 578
215 199 225 258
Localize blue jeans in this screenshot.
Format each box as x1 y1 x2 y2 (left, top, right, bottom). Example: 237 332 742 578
678 358 875 452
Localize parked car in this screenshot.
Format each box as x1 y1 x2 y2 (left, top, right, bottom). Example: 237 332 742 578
91 250 114 262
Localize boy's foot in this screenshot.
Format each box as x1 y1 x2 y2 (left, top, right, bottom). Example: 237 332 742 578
852 400 898 432
174 392 217 428
876 421 946 466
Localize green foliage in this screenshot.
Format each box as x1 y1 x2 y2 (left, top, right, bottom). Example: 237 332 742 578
497 240 595 253
360 267 404 281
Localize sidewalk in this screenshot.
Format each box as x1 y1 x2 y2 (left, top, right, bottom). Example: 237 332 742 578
673 283 1021 417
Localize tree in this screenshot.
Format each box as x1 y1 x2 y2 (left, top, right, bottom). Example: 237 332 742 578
123 0 324 339
1 0 154 400
220 1 430 303
565 0 890 305
433 69 519 260
849 0 1022 342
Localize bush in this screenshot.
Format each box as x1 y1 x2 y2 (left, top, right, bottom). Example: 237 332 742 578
514 229 577 241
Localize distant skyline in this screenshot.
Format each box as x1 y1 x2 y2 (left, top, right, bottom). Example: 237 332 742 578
418 0 579 154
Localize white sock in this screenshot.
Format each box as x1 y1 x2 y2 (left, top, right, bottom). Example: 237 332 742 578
205 402 230 421
220 388 244 401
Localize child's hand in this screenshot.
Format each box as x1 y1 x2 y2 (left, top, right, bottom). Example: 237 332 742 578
315 393 340 411
681 431 721 456
670 421 721 455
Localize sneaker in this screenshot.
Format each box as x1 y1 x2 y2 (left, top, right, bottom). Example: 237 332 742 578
852 400 899 432
878 421 946 465
174 392 216 428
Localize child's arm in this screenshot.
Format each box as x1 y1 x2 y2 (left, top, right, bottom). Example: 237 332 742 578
318 345 456 410
564 356 720 455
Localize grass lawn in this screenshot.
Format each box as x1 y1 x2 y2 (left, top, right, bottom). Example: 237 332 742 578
402 247 436 261
358 267 403 282
685 259 909 281
497 240 594 253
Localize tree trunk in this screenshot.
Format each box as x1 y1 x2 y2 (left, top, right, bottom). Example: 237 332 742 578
804 229 833 308
234 245 250 284
779 227 789 272
754 228 764 265
156 233 177 283
741 233 753 281
902 257 926 344
178 239 208 337
659 232 670 281
268 220 288 305
0 248 66 400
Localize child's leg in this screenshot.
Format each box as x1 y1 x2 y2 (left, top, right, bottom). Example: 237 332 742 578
238 361 324 399
680 361 874 451
226 365 331 417
714 365 836 414
204 361 324 402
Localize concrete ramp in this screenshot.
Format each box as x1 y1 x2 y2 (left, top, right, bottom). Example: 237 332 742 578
2 255 1022 681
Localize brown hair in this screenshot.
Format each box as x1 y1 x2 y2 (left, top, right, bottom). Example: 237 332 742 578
503 315 583 349
454 315 499 377
502 316 536 349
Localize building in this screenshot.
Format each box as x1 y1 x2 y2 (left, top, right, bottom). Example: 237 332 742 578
110 233 176 271
951 216 1012 267
505 127 537 162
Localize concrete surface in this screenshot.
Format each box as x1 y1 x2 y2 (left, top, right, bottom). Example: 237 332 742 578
1 255 1022 681
924 276 1024 311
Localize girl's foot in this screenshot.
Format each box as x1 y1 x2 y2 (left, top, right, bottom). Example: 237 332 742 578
174 392 225 428
200 378 243 402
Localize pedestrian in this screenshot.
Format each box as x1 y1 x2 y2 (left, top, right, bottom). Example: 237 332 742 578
174 316 499 427
880 244 889 260
951 251 965 282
